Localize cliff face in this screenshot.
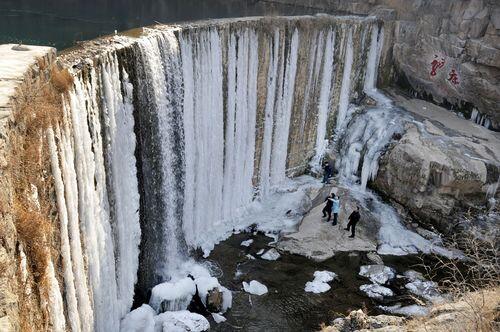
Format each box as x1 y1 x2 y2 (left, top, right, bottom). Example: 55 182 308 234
267 0 500 129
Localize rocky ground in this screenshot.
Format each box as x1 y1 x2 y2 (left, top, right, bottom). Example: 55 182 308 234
277 186 378 261
374 91 500 232
321 287 500 332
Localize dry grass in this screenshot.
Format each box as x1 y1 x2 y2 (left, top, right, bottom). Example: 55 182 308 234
50 66 74 94
5 62 70 330
405 287 500 332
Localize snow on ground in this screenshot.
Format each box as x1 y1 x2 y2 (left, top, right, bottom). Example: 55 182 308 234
359 284 394 300
242 281 268 295
261 248 281 260
304 271 337 294
379 304 429 317
359 265 396 285
240 239 253 247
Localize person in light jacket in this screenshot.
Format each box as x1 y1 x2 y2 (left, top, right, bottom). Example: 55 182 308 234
331 194 340 226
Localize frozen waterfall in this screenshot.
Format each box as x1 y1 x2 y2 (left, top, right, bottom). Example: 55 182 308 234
49 15 380 330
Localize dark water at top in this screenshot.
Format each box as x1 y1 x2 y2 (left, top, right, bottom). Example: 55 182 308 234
0 0 326 50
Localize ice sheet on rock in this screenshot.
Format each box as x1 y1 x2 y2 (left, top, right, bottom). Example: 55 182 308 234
359 284 394 300
405 280 443 303
240 239 254 247
304 270 337 293
359 265 396 285
379 304 429 317
149 278 196 312
256 249 265 255
243 281 268 295
261 249 281 260
348 188 458 258
154 310 210 332
246 254 256 260
120 304 156 332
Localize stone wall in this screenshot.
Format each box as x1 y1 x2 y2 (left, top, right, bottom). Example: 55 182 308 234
0 44 56 331
266 0 500 129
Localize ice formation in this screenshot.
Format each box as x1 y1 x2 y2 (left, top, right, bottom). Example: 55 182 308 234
240 239 254 247
304 271 337 294
359 284 394 300
359 265 396 285
261 249 281 261
379 304 430 317
243 281 269 296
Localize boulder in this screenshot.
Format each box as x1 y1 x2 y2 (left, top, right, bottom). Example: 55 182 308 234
205 288 223 313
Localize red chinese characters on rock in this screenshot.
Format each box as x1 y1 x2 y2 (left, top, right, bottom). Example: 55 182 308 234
430 55 445 76
447 69 459 85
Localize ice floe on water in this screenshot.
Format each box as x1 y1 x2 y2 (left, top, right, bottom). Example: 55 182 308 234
359 284 393 300
359 265 396 285
211 312 227 323
261 248 281 261
304 271 337 294
379 304 429 317
240 239 254 247
243 280 268 295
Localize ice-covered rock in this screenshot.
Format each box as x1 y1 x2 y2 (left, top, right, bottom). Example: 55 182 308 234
242 280 268 295
245 254 256 260
403 270 426 282
256 249 265 255
149 278 196 312
359 284 394 300
240 239 253 247
304 270 337 294
379 304 429 317
261 248 280 261
154 310 210 331
121 304 156 332
359 265 396 285
405 280 442 303
194 276 232 313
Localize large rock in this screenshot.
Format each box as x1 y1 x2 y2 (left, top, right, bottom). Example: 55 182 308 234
373 95 500 232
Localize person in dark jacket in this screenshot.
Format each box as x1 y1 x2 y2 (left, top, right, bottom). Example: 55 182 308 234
344 206 361 238
322 193 334 221
322 162 332 184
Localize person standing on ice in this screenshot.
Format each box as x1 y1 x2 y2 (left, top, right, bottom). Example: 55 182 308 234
331 194 340 226
344 206 360 238
322 193 335 222
322 161 332 184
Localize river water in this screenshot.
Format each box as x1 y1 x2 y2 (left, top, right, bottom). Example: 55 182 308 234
204 232 431 331
0 0 329 49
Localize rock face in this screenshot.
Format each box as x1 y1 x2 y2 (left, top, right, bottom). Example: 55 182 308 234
373 95 500 232
266 0 500 129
